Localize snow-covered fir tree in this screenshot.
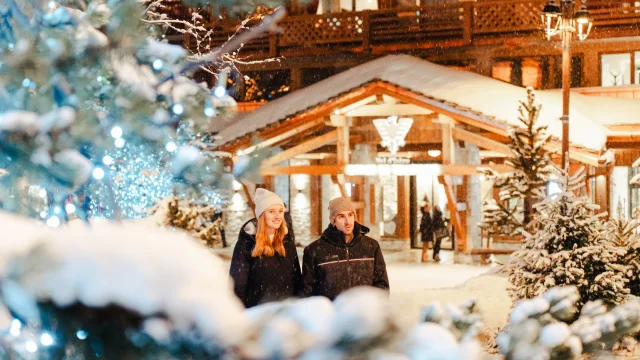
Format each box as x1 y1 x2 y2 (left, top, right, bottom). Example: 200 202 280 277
507 167 628 309
479 87 553 235
0 0 279 223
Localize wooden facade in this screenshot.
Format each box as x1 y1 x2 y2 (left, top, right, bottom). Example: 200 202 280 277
166 0 640 100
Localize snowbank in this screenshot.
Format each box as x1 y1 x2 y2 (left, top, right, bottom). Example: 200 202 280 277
0 211 247 348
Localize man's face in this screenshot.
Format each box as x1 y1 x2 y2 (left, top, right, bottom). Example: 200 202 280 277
333 211 355 235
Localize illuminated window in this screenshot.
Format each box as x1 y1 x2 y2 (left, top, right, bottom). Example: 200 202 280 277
601 53 632 86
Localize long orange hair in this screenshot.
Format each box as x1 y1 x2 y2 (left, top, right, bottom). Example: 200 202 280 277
251 213 288 258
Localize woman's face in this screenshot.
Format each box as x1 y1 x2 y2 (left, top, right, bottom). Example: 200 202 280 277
263 204 284 232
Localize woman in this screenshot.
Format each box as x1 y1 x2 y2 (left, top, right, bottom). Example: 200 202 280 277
230 188 303 308
432 205 446 262
419 203 433 262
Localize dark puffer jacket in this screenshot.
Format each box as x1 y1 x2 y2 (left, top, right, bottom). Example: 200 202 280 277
230 219 303 308
302 222 389 300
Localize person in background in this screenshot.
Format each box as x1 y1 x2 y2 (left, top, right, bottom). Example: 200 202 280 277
419 203 434 262
303 197 389 300
432 205 446 262
230 189 302 308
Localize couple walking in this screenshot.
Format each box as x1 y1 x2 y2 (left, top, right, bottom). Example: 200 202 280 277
230 188 390 308
419 203 447 262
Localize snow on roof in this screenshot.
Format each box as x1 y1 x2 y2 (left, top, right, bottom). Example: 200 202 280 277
216 55 640 151
0 213 247 347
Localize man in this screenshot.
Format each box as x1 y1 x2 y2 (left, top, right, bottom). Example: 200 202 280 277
303 197 389 299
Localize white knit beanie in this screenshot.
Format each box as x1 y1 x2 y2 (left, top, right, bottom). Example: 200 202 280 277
254 188 284 219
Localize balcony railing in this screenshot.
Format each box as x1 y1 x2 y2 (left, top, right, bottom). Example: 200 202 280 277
176 0 640 56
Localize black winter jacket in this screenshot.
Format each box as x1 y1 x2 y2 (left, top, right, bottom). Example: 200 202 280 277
302 222 389 300
419 210 433 242
230 219 303 308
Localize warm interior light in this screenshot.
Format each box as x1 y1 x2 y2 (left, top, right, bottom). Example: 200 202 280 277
427 149 441 157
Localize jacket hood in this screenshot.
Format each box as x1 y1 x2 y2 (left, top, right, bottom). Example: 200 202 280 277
239 219 258 244
321 221 370 247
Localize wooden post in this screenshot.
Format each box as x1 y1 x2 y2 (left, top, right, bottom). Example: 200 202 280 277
396 176 411 239
369 183 376 224
594 167 610 219
475 53 493 77
269 32 278 58
362 10 371 54
309 173 322 237
353 179 365 222
462 2 474 46
439 114 455 165
291 68 303 91
332 115 350 167
263 176 274 192
511 58 523 87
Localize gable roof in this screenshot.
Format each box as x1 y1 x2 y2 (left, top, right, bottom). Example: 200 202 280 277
215 54 640 151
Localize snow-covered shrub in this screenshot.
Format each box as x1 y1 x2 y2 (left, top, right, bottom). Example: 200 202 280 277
148 195 225 247
241 287 483 360
508 167 628 309
0 212 246 358
497 286 640 360
420 298 483 341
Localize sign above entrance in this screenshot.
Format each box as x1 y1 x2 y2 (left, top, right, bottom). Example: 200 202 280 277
372 116 413 155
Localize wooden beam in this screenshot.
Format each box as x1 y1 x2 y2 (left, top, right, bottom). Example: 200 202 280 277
444 164 511 175
294 153 337 160
236 116 326 155
451 127 511 155
438 175 466 251
261 165 342 176
338 95 377 114
262 130 338 168
344 103 434 117
343 163 512 176
334 174 348 197
241 182 255 212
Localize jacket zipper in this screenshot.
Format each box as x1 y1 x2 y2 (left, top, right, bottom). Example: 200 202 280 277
346 247 352 288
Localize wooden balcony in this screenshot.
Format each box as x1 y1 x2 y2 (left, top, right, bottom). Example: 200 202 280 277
174 0 640 58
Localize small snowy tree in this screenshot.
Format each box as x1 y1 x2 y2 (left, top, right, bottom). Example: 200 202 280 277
479 87 553 235
508 167 629 309
148 194 227 247
606 216 640 296
497 286 640 360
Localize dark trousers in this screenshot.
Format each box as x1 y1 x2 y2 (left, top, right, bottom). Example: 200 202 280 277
433 236 443 257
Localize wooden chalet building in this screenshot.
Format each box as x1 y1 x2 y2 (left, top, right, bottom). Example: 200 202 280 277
212 55 640 261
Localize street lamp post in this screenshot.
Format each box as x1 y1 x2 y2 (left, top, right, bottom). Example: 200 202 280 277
542 0 593 170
